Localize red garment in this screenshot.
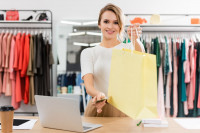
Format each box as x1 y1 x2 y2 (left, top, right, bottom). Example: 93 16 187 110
21 34 30 104
19 33 26 100
13 33 22 102
21 77 25 100
19 33 25 70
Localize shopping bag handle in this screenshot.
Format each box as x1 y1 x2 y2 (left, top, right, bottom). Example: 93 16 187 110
130 25 145 53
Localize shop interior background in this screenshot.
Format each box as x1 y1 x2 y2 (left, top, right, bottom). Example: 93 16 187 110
0 0 200 113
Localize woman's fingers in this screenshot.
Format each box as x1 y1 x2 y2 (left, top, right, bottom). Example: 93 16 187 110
92 96 97 104
93 92 106 113
95 100 106 113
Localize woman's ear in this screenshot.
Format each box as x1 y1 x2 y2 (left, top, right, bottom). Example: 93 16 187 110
98 24 101 29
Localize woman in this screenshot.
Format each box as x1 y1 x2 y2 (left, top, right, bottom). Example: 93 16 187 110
81 3 144 117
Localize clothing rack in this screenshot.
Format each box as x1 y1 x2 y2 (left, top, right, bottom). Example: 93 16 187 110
0 9 53 115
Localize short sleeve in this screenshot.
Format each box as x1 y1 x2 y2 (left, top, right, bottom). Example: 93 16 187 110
80 48 94 79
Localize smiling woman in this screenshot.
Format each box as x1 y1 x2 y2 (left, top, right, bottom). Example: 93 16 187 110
80 3 145 117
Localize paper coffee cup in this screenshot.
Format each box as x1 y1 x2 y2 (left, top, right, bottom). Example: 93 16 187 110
0 106 14 133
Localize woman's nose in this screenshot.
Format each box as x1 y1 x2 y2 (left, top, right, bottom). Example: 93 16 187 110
107 23 113 28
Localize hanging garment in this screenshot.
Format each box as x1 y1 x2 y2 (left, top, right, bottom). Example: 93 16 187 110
185 40 192 83
172 41 178 117
0 33 4 69
9 35 19 109
187 41 195 109
19 33 26 100
181 40 187 102
164 36 170 75
154 37 161 69
165 38 172 117
194 43 200 116
5 33 12 68
19 33 25 70
27 35 35 105
46 41 54 96
170 38 174 116
42 38 47 95
13 33 22 103
0 33 5 94
177 40 186 117
33 35 38 95
36 33 44 95
183 39 189 115
22 34 30 104
2 33 9 93
2 33 8 68
76 73 83 87
157 49 165 119
5 33 13 96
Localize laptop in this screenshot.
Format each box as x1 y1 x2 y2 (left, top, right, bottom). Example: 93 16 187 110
35 95 102 132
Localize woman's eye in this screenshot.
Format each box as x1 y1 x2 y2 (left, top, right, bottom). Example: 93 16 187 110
114 22 118 25
104 20 109 23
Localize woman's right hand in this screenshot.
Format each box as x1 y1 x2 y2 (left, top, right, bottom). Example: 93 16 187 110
92 92 106 113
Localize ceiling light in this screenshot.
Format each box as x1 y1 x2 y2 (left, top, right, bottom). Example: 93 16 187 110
61 20 82 25
82 21 98 25
69 32 85 36
86 32 102 36
73 42 89 46
90 42 100 47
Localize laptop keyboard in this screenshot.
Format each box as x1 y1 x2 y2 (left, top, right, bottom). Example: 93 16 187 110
83 126 92 130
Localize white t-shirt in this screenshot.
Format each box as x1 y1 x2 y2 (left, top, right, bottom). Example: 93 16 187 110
80 43 132 96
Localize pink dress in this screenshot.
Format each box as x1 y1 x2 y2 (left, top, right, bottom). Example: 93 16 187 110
9 35 20 109
187 42 195 109
0 33 4 94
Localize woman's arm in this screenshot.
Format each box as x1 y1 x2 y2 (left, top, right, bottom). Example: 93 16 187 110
83 73 106 113
127 24 145 52
135 39 143 52
83 73 99 97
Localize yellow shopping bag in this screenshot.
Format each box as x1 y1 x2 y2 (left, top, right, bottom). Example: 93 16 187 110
107 49 158 119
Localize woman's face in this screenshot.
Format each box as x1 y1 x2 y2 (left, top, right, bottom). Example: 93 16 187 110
98 11 120 40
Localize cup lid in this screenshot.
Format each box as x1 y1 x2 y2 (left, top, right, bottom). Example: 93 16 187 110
0 106 14 111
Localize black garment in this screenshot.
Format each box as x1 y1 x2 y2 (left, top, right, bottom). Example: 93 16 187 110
32 34 53 96
42 37 47 95
35 34 44 95
71 73 76 86
193 42 200 117
46 41 50 96
33 35 38 95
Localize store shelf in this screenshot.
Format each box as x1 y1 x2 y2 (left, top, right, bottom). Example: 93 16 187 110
0 21 52 28
125 24 200 32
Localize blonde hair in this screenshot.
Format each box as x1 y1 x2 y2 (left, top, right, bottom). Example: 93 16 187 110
98 3 125 41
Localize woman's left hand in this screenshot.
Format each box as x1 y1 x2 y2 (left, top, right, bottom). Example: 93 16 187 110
127 23 142 40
